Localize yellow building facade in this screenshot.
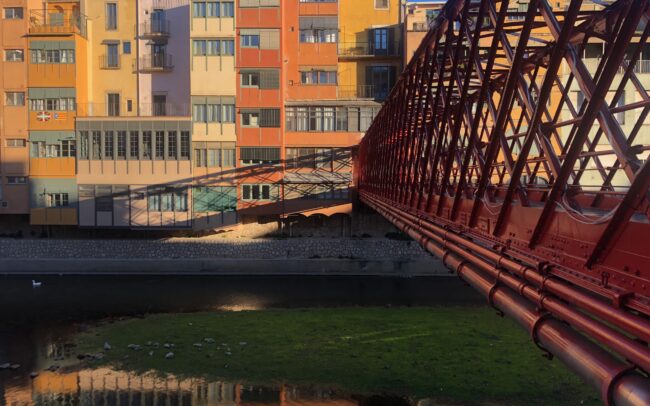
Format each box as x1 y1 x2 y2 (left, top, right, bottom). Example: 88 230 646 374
338 0 402 101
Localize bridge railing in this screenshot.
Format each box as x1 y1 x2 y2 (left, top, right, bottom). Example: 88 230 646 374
357 0 650 403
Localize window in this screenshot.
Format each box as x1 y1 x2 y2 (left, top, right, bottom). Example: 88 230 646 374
3 7 23 19
368 65 395 100
300 70 336 85
300 29 337 43
207 104 220 122
373 28 388 53
241 72 260 87
241 111 259 127
193 104 207 122
148 186 188 212
222 2 234 17
222 40 235 55
61 140 76 157
106 3 118 30
123 41 131 54
30 49 75 64
30 97 75 111
193 1 207 17
106 44 119 68
155 131 164 159
240 147 280 165
79 131 89 159
45 193 69 208
107 93 120 116
223 148 235 166
207 2 220 16
92 131 101 159
104 131 114 159
117 131 126 159
167 132 177 159
193 186 237 212
153 95 166 116
180 132 190 159
241 35 260 48
6 176 26 185
193 40 207 56
194 148 206 167
129 131 139 159
222 104 235 122
242 184 278 201
374 0 388 9
6 139 26 147
4 49 23 62
142 131 152 159
5 92 24 106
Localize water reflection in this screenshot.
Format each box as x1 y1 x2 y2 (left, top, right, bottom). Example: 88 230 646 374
5 368 410 405
0 276 481 406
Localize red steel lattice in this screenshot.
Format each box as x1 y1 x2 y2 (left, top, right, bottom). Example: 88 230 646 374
358 0 650 403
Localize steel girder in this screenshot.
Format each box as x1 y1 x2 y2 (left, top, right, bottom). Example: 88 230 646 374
358 0 650 403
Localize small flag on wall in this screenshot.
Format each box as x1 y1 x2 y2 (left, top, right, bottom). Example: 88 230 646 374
53 112 67 121
36 112 51 122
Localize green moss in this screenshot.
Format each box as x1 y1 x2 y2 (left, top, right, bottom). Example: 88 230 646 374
75 307 599 406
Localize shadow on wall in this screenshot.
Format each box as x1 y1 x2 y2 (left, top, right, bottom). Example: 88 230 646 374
147 2 191 107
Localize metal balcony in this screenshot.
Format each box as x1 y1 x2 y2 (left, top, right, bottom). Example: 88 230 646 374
99 54 121 70
338 42 402 59
28 9 87 37
133 55 173 73
140 20 170 39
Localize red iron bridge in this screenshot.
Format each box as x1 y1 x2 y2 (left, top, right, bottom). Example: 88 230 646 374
357 0 650 404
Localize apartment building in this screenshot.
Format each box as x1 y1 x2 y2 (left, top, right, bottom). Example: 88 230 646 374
233 0 403 222
190 0 238 229
1 0 404 231
404 0 445 63
76 0 193 229
0 0 35 215
26 0 88 226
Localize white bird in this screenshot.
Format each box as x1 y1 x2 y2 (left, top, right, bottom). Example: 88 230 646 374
32 280 42 288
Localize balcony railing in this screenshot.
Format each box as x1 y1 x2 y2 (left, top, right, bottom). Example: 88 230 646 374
133 54 174 73
338 85 388 100
76 103 190 118
99 54 121 70
28 9 87 37
579 58 650 75
338 41 402 58
140 20 170 39
410 22 430 32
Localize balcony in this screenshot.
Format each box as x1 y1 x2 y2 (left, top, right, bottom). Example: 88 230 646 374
338 85 389 101
410 22 430 32
140 20 170 39
99 54 121 70
28 9 87 37
576 58 650 76
338 42 402 59
133 54 174 73
76 102 190 118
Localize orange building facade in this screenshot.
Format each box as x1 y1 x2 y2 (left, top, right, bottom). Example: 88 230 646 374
1 0 405 230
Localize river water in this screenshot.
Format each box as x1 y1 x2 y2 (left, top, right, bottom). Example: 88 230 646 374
0 275 482 406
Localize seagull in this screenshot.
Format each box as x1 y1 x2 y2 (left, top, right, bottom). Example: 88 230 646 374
32 280 42 288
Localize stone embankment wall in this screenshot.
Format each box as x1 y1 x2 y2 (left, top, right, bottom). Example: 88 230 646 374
0 237 447 276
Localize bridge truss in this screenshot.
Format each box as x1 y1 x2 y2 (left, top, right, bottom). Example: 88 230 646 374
358 0 650 403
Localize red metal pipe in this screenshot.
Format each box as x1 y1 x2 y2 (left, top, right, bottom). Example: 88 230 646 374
364 192 650 346
363 192 650 371
361 193 650 405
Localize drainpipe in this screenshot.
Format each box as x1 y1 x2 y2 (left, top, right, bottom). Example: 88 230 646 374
135 0 140 116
